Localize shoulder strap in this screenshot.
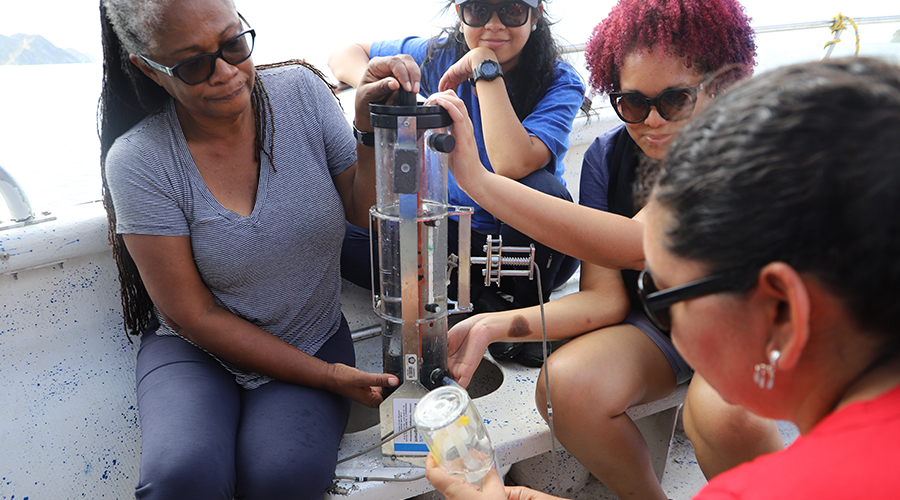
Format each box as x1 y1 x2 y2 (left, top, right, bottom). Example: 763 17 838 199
607 128 646 316
608 128 638 218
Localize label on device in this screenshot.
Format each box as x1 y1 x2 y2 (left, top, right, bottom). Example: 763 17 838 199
392 398 428 454
405 354 418 381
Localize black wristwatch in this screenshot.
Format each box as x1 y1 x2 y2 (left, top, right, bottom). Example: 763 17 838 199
469 59 504 85
353 123 375 147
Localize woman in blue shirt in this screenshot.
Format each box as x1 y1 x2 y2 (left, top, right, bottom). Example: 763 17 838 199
329 0 585 365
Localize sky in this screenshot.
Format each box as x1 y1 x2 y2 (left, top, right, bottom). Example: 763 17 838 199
2 0 897 69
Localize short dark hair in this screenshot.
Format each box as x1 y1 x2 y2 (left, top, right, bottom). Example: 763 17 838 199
655 57 900 339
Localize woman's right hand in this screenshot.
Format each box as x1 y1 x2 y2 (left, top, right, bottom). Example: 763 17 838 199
425 454 558 500
354 55 421 129
326 363 399 408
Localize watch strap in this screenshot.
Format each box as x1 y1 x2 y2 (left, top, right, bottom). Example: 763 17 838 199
469 59 503 86
353 123 375 147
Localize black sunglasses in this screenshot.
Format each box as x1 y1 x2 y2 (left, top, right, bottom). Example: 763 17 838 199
637 268 750 333
459 1 532 28
609 87 700 124
140 15 255 86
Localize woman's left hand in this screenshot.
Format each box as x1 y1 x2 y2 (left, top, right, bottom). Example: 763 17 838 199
425 90 491 196
446 313 498 388
439 48 499 92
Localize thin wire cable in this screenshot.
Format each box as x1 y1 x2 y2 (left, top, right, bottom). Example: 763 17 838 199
333 472 427 483
335 254 560 487
532 262 561 494
333 424 429 483
336 424 416 464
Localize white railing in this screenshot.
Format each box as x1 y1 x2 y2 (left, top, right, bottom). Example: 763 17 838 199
561 15 900 55
0 164 34 223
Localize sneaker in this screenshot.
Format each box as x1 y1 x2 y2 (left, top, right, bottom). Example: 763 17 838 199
513 341 552 368
488 341 525 361
474 291 525 361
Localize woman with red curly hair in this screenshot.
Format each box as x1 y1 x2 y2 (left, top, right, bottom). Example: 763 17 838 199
571 0 780 491
430 0 781 498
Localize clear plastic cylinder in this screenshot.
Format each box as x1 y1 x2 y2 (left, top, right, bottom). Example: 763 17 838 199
372 125 450 323
369 101 455 393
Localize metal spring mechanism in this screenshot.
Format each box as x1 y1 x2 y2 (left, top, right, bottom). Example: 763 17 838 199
470 235 536 286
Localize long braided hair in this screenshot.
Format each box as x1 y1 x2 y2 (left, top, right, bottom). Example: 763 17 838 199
421 0 567 121
99 0 276 335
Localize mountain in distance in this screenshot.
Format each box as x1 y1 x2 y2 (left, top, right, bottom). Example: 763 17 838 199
0 33 95 65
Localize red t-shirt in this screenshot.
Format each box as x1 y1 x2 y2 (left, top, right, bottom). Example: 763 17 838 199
694 383 900 499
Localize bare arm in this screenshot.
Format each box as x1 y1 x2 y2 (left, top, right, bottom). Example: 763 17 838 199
123 233 398 406
328 42 373 88
427 90 645 270
439 48 551 179
447 262 630 387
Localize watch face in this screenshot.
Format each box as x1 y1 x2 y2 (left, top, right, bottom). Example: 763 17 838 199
475 60 502 81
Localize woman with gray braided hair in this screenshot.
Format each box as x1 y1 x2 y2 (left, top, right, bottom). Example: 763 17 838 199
98 0 419 497
428 55 900 500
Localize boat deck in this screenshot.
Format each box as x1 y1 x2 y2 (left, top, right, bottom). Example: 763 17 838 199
570 418 800 500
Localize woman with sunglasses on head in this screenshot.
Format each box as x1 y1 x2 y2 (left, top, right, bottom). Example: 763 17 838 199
428 55 900 500
98 0 417 497
329 0 585 366
427 1 779 498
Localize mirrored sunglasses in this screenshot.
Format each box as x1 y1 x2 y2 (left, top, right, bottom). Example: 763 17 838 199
460 1 531 28
609 87 700 124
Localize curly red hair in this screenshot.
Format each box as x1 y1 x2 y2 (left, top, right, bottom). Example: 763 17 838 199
585 0 756 94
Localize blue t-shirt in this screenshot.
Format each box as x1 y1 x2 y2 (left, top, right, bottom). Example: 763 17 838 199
370 36 585 233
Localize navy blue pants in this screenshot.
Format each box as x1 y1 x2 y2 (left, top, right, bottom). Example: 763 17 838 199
342 168 579 307
134 318 354 500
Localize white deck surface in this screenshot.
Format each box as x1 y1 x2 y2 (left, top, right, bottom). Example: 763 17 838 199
568 418 800 500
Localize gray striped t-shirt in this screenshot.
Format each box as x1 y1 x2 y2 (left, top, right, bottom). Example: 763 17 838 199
106 64 357 389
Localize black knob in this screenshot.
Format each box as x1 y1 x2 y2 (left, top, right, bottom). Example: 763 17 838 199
428 133 456 153
398 88 417 107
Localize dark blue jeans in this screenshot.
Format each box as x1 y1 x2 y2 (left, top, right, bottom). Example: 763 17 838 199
342 169 579 307
134 317 354 500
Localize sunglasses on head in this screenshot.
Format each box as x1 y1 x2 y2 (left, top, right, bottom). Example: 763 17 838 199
140 14 255 86
637 267 751 333
609 86 700 124
459 1 532 28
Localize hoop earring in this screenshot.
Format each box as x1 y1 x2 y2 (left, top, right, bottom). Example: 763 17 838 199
753 350 781 390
